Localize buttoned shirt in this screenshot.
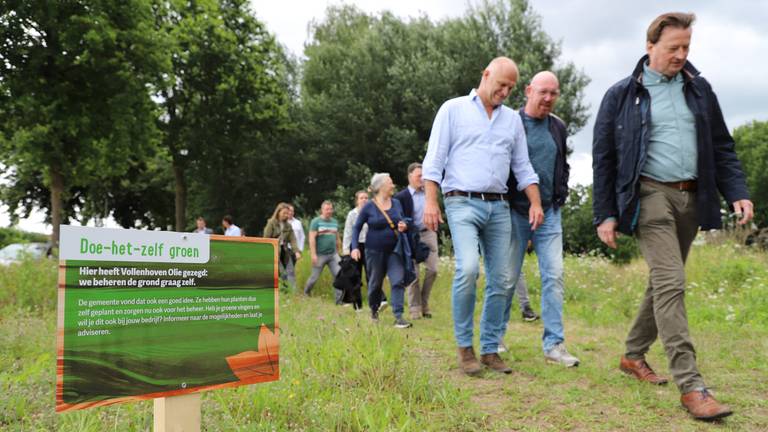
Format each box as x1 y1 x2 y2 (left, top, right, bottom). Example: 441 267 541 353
289 218 305 250
422 89 539 193
408 185 425 229
224 224 242 237
641 64 698 181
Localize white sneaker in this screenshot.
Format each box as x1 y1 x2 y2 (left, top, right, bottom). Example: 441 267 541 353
497 342 508 354
544 343 580 367
379 300 388 312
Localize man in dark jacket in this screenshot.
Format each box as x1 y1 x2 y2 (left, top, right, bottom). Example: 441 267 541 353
503 71 578 367
394 163 439 320
592 12 753 421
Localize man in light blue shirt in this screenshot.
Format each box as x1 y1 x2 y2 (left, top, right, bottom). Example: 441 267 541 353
394 163 438 320
422 57 543 376
640 63 698 181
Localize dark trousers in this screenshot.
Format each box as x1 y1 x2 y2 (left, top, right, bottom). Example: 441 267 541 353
365 248 405 319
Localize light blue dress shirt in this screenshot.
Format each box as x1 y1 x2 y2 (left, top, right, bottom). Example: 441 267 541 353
408 185 425 229
641 64 698 181
422 89 539 193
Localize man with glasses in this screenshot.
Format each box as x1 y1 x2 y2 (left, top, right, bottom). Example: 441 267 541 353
501 71 579 367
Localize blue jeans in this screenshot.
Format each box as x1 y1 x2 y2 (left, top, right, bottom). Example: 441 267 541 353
365 248 405 319
445 196 512 355
503 207 565 353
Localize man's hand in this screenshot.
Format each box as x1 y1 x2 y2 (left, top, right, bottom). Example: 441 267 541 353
423 180 444 231
597 219 619 249
523 184 544 230
529 204 544 231
733 199 754 225
294 251 301 261
350 249 361 261
397 221 408 232
311 253 318 266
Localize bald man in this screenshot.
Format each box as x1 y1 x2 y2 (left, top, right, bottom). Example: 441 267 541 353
422 57 543 376
500 71 580 367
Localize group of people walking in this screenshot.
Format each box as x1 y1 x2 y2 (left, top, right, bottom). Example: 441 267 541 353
217 11 755 423
420 11 752 422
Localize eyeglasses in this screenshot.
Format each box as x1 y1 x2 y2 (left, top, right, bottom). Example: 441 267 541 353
533 89 560 97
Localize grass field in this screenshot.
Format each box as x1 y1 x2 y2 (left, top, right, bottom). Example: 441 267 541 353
1 238 767 431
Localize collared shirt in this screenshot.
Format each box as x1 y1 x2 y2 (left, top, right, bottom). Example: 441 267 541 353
289 217 305 250
408 185 425 229
640 64 698 181
224 224 242 237
422 89 539 194
342 208 368 255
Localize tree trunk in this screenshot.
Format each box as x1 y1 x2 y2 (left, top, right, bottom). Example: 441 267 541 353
173 160 187 232
50 165 65 251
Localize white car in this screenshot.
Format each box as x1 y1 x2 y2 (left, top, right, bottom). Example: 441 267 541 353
0 242 52 266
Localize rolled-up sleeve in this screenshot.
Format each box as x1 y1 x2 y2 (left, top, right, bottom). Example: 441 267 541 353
510 116 539 190
422 102 452 184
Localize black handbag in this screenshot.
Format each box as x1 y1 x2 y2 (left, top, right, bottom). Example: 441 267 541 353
412 231 431 263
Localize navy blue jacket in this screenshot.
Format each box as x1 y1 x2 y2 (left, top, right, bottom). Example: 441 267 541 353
592 55 750 235
393 188 414 219
508 109 570 215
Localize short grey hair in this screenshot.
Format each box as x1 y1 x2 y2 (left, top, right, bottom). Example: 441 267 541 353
369 172 391 195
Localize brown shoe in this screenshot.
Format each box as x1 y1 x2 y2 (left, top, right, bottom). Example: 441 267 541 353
457 347 483 376
480 353 512 374
681 389 733 421
619 356 668 385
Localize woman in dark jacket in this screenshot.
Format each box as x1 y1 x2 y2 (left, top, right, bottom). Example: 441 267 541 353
263 202 301 291
351 173 411 328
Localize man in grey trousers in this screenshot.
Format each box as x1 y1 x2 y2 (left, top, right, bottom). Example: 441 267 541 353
593 12 753 421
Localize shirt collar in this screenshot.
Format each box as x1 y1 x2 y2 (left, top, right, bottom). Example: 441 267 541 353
408 185 423 195
643 62 683 84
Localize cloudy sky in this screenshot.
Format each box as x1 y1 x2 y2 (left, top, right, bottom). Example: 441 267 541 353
3 0 767 232
249 0 768 185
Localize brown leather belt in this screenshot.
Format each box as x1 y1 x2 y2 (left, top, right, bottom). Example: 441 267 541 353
444 190 508 201
639 175 697 191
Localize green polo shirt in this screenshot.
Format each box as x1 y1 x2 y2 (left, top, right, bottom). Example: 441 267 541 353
309 216 339 255
640 63 698 181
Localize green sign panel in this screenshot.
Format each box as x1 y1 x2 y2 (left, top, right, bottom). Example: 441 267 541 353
56 226 279 412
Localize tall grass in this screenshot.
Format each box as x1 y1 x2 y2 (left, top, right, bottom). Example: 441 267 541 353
1 241 767 431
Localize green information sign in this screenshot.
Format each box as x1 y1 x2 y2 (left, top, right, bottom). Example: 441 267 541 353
56 226 279 412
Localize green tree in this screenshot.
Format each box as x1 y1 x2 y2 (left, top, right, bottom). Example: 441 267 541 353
152 0 294 232
733 120 768 227
0 0 167 246
297 0 590 214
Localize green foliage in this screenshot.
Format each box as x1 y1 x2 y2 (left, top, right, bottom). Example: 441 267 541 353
733 120 768 227
0 258 57 312
561 184 640 264
3 243 768 430
299 0 590 205
153 0 296 234
325 162 373 220
0 0 168 232
0 228 48 249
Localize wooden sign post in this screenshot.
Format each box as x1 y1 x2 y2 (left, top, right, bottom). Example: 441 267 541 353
154 393 202 432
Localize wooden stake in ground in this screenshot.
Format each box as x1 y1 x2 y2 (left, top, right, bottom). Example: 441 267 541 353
153 393 201 432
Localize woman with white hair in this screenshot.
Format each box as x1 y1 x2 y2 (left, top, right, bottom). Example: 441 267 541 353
351 173 411 328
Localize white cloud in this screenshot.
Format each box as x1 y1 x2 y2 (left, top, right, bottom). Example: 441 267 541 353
5 1 767 228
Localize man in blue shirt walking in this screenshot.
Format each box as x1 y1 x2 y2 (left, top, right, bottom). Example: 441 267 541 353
422 57 543 376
